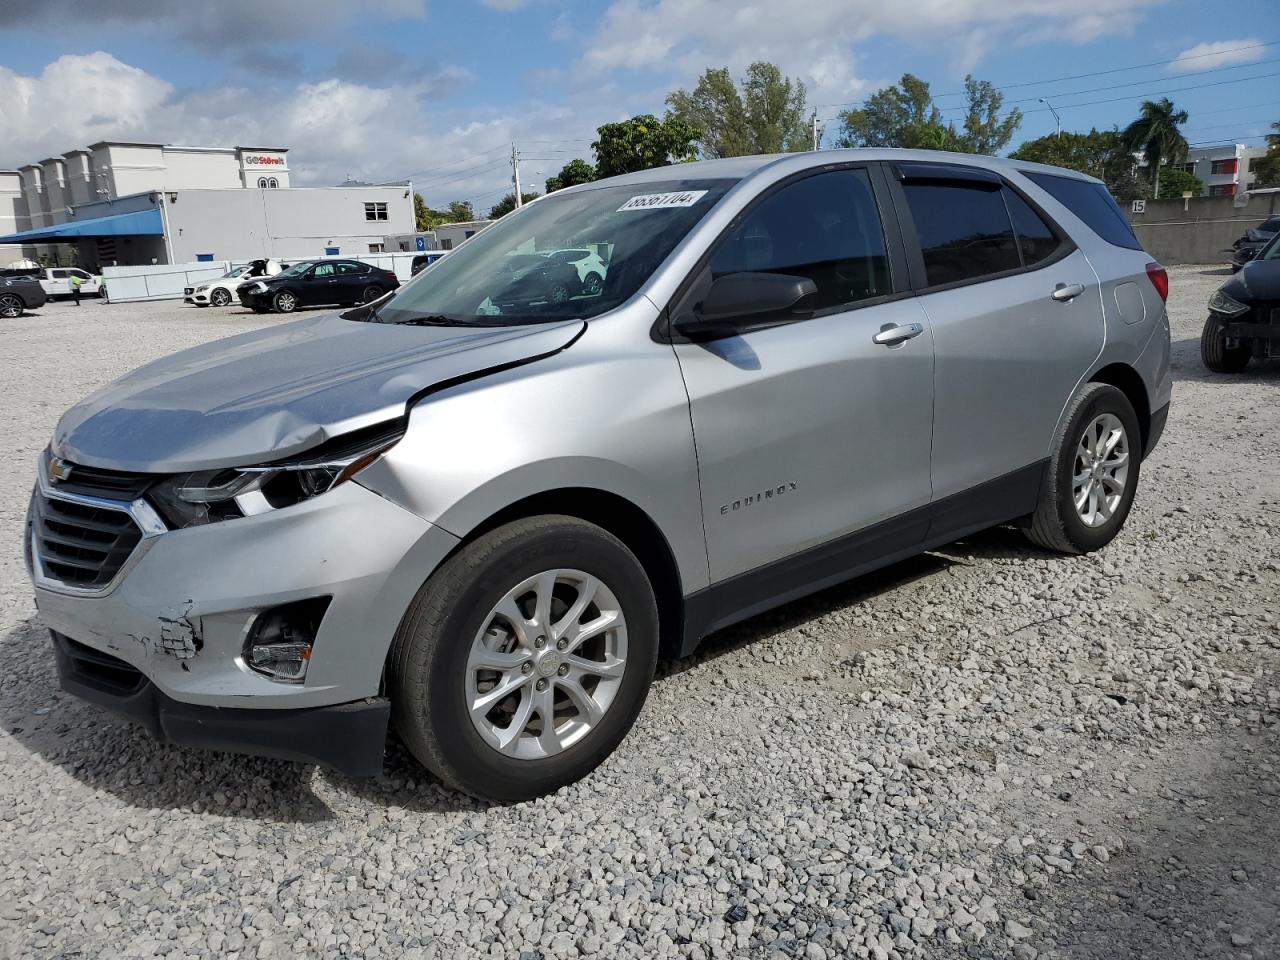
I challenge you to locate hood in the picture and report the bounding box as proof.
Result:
[53,313,584,473]
[1223,257,1280,303]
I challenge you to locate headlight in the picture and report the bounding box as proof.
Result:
[147,423,404,528]
[1208,289,1249,317]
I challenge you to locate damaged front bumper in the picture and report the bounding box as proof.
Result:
[28,458,461,775]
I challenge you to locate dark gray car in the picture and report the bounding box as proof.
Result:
[0,276,47,318]
[27,150,1172,800]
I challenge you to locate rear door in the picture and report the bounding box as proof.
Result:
[334,260,369,301]
[671,164,935,584]
[886,161,1104,505]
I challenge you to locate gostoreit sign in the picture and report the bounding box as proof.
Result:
[244,155,286,166]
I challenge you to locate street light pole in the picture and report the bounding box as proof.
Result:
[1038,98,1061,139]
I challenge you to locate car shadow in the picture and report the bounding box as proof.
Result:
[1195,266,1233,277]
[1,525,1036,818]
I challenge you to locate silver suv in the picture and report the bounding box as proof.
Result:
[26,151,1171,800]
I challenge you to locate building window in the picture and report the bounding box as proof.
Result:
[1173,162,1195,174]
[1210,158,1239,176]
[258,177,268,188]
[440,238,454,250]
[364,202,388,221]
[1209,183,1237,197]
[368,243,384,253]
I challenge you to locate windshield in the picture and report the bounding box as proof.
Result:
[365,178,734,326]
[277,260,318,279]
[1259,232,1280,261]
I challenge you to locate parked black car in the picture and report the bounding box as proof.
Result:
[1228,215,1280,271]
[238,259,400,313]
[1203,233,1280,372]
[0,276,48,318]
[489,254,579,309]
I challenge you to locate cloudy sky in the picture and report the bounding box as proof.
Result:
[0,0,1274,212]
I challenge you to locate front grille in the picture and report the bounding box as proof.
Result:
[54,633,145,696]
[52,461,154,501]
[32,493,143,588]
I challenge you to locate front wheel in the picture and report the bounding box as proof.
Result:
[1201,315,1251,373]
[1024,383,1141,555]
[210,288,232,307]
[389,516,659,801]
[272,290,297,313]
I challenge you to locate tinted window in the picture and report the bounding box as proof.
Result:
[1023,172,1142,251]
[710,168,890,310]
[336,261,366,274]
[902,182,1020,286]
[1003,189,1060,267]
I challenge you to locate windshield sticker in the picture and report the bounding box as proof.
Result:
[617,190,708,212]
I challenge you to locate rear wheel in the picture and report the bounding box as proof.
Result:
[360,284,384,304]
[1200,315,1250,373]
[0,293,23,318]
[210,288,232,307]
[1024,383,1141,555]
[273,290,298,313]
[389,515,659,801]
[581,272,603,297]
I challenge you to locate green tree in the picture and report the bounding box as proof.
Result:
[1144,167,1203,199]
[665,61,809,158]
[1121,97,1190,200]
[836,73,1021,154]
[1251,121,1280,187]
[488,191,541,219]
[592,114,700,178]
[446,199,475,222]
[413,192,432,232]
[545,158,598,193]
[1010,128,1136,194]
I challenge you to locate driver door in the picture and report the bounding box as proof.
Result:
[304,261,337,304]
[671,165,935,590]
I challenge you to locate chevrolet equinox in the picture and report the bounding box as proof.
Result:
[26,151,1172,801]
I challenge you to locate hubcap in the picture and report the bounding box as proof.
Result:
[466,569,627,760]
[1072,413,1129,527]
[278,293,295,310]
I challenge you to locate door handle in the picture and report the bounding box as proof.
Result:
[1052,282,1085,302]
[872,322,925,346]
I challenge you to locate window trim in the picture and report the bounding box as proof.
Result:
[884,162,1076,296]
[657,160,912,343]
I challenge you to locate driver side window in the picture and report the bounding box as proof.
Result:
[710,168,891,311]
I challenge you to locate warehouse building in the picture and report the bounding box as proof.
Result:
[0,141,413,267]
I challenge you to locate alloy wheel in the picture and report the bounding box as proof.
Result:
[1072,412,1129,527]
[0,294,21,318]
[211,288,231,306]
[466,569,627,760]
[361,285,383,304]
[275,291,296,312]
[549,282,569,304]
[581,274,603,296]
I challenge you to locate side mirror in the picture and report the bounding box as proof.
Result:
[675,271,818,338]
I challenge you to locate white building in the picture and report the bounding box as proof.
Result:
[0,141,413,267]
[1174,143,1270,197]
[384,219,494,253]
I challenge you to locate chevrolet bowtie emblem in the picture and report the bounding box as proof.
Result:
[47,458,74,483]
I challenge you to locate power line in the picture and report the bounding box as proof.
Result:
[1021,70,1280,113]
[811,38,1280,110]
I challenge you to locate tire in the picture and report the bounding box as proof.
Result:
[360,284,384,304]
[548,281,570,304]
[210,288,232,307]
[1024,383,1141,555]
[389,515,659,801]
[581,272,603,297]
[0,293,24,318]
[1200,315,1250,373]
[272,290,297,313]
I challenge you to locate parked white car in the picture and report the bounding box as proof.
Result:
[184,259,284,307]
[38,268,104,298]
[543,247,608,296]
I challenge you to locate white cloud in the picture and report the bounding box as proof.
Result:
[0,53,598,216]
[1168,39,1265,73]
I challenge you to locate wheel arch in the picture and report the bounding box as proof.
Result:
[447,488,686,661]
[1088,362,1151,455]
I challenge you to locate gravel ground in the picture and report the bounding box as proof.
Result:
[0,272,1276,960]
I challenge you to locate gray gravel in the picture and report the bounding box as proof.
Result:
[1,273,1277,960]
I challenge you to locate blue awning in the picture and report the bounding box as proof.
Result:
[0,208,164,243]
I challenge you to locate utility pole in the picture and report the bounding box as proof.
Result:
[812,111,819,151]
[1038,98,1061,139]
[511,142,523,208]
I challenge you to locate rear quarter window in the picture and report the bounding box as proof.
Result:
[1023,172,1142,251]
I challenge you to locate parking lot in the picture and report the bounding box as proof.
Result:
[0,270,1276,959]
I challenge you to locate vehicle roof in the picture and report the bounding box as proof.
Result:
[554,149,1102,196]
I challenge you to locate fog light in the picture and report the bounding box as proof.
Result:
[244,597,331,683]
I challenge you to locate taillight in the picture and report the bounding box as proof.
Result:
[1145,261,1169,302]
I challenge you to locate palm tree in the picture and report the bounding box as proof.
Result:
[1122,98,1190,199]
